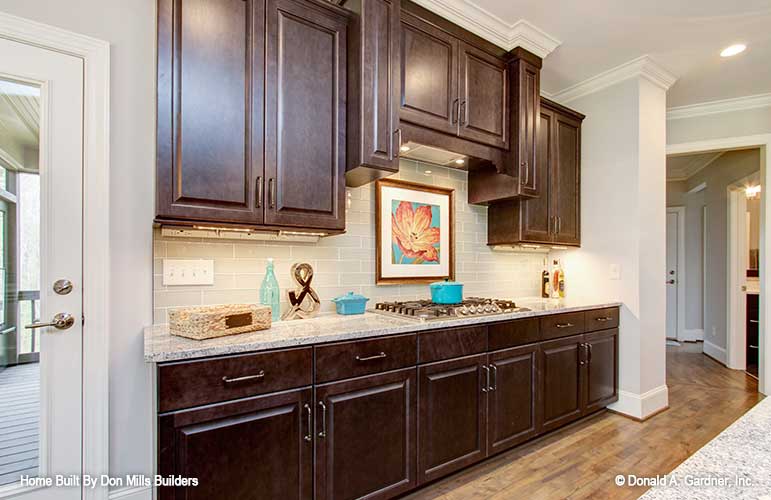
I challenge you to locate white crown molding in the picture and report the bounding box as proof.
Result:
[667,93,771,121]
[410,0,561,57]
[550,55,678,104]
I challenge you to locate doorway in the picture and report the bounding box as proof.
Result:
[666,207,685,342]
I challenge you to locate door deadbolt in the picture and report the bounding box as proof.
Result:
[53,279,73,295]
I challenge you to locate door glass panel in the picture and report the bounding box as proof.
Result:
[0,77,41,487]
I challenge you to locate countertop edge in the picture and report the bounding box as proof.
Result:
[144,301,622,363]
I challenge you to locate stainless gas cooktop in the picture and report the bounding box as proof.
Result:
[372,297,530,322]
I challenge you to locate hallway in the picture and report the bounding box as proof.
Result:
[406,343,761,500]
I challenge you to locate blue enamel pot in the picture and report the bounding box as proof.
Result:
[429,279,464,304]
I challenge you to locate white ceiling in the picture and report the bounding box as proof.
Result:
[666,152,724,181]
[0,79,40,172]
[416,0,771,107]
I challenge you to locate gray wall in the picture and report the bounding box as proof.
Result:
[0,0,156,481]
[666,149,761,349]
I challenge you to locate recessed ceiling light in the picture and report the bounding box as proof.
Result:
[454,158,465,165]
[720,44,746,57]
[399,145,410,152]
[424,170,432,174]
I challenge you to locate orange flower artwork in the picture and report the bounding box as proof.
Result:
[391,200,441,264]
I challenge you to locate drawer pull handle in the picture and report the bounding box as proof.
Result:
[556,323,574,329]
[221,371,265,384]
[595,317,613,322]
[355,352,387,362]
[750,320,759,324]
[303,403,312,442]
[750,345,759,349]
[318,401,327,438]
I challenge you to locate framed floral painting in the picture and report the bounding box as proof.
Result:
[375,178,454,284]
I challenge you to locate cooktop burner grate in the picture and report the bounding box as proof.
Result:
[373,297,528,321]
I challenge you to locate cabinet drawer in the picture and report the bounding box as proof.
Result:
[488,318,540,351]
[541,312,585,340]
[315,334,417,383]
[419,326,487,363]
[158,347,313,412]
[585,307,619,332]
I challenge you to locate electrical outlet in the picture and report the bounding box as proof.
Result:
[163,259,215,286]
[609,264,621,280]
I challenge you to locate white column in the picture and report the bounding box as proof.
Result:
[553,58,676,419]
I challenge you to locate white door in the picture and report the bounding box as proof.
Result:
[0,37,83,500]
[666,211,679,340]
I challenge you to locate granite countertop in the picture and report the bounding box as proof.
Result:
[639,396,771,500]
[144,297,621,362]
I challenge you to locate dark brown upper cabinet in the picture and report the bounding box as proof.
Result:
[458,42,509,149]
[346,0,402,187]
[508,49,541,196]
[157,0,350,232]
[156,0,265,225]
[264,0,349,231]
[487,98,584,247]
[399,11,458,136]
[399,11,508,149]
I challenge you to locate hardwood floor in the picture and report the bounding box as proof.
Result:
[405,343,762,500]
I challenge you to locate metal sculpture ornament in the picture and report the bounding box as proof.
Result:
[282,262,321,320]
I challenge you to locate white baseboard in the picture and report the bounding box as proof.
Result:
[703,340,727,364]
[608,385,669,420]
[109,486,152,500]
[681,329,704,342]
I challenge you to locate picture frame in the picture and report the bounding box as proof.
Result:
[375,178,455,285]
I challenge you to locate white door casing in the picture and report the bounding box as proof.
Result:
[0,11,110,500]
[0,37,83,500]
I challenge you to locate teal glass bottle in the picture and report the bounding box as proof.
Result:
[260,258,281,321]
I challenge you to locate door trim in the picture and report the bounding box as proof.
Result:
[666,206,686,342]
[0,12,110,500]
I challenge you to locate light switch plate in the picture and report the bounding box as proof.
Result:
[163,259,215,286]
[609,264,621,280]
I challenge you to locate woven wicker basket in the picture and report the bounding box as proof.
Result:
[168,304,272,340]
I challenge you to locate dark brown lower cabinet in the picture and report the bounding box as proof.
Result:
[417,354,487,484]
[157,388,313,500]
[540,329,619,433]
[315,368,416,500]
[583,329,619,414]
[540,336,583,433]
[487,344,539,453]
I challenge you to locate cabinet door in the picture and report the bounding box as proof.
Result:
[157,388,313,500]
[458,42,508,148]
[265,0,347,230]
[539,336,583,433]
[399,12,458,135]
[510,59,540,197]
[315,368,416,500]
[487,344,538,454]
[583,329,618,414]
[157,0,264,224]
[553,113,581,245]
[351,0,401,172]
[417,354,487,484]
[521,108,555,243]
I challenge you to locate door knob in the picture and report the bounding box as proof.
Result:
[25,313,75,331]
[666,279,675,285]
